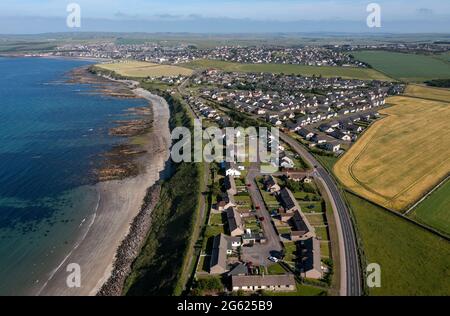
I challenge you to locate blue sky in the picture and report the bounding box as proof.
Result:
[0,0,449,33]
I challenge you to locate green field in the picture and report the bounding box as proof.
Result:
[183,59,391,81]
[353,51,450,82]
[346,192,450,296]
[409,180,450,236]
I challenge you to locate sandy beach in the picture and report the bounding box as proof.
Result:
[35,89,171,296]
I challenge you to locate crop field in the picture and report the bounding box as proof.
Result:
[408,180,450,236]
[404,84,450,103]
[334,96,450,212]
[183,59,391,81]
[345,193,450,296]
[352,51,450,82]
[97,60,193,78]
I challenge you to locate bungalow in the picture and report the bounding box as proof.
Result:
[242,231,267,246]
[330,130,352,142]
[318,123,334,134]
[311,134,328,145]
[279,188,299,213]
[264,175,281,193]
[210,234,242,275]
[298,238,323,279]
[320,142,341,153]
[217,192,236,211]
[297,128,315,140]
[280,156,295,169]
[231,275,296,292]
[290,210,316,241]
[226,208,245,237]
[224,175,237,196]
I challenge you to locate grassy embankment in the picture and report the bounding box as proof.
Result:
[352,51,450,82]
[345,192,450,296]
[123,92,203,296]
[183,59,391,81]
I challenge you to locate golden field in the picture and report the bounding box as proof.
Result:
[404,84,450,103]
[334,95,450,212]
[97,60,193,78]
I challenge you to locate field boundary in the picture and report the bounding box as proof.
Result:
[405,175,450,216]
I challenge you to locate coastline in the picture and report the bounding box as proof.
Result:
[35,77,172,296]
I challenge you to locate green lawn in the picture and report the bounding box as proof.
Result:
[299,202,323,213]
[264,283,326,296]
[267,263,287,275]
[209,213,223,226]
[305,213,327,226]
[320,242,331,258]
[353,51,450,82]
[314,154,339,173]
[183,59,391,81]
[346,192,450,296]
[314,226,329,241]
[408,180,450,236]
[284,242,297,262]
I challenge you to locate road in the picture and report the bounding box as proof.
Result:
[242,163,283,267]
[279,131,363,296]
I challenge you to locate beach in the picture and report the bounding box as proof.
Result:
[35,88,172,296]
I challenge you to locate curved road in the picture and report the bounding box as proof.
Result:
[279,132,363,296]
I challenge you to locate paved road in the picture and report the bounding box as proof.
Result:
[279,131,363,296]
[243,163,283,267]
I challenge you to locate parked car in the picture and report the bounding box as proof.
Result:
[268,256,279,263]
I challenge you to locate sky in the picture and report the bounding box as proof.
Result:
[0,0,449,34]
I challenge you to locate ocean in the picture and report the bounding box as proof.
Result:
[0,57,149,295]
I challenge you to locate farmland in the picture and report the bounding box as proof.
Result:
[352,51,450,82]
[404,84,450,103]
[409,180,450,236]
[334,95,450,212]
[96,60,193,78]
[183,59,391,81]
[345,192,450,296]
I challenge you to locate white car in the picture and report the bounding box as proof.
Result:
[268,256,279,263]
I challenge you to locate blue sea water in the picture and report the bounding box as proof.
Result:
[0,57,149,295]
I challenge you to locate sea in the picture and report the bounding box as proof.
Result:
[0,57,149,295]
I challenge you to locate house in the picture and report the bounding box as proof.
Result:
[264,175,281,193]
[280,156,295,169]
[231,275,296,292]
[217,192,236,211]
[290,210,316,241]
[320,142,341,153]
[223,162,242,177]
[210,234,241,274]
[329,130,352,142]
[224,175,237,196]
[318,123,334,133]
[298,238,322,279]
[242,231,267,245]
[226,208,245,237]
[279,188,299,213]
[297,128,315,140]
[228,263,248,277]
[311,134,328,144]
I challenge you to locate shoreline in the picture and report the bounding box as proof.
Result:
[35,74,172,296]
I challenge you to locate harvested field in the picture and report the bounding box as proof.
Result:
[97,60,193,78]
[334,96,450,212]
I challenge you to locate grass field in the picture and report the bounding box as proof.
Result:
[346,193,450,296]
[183,59,391,81]
[409,180,450,236]
[97,60,193,78]
[352,51,450,82]
[334,95,450,212]
[404,84,450,103]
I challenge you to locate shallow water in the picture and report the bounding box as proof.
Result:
[0,57,149,295]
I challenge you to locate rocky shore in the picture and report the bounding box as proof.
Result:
[97,183,162,296]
